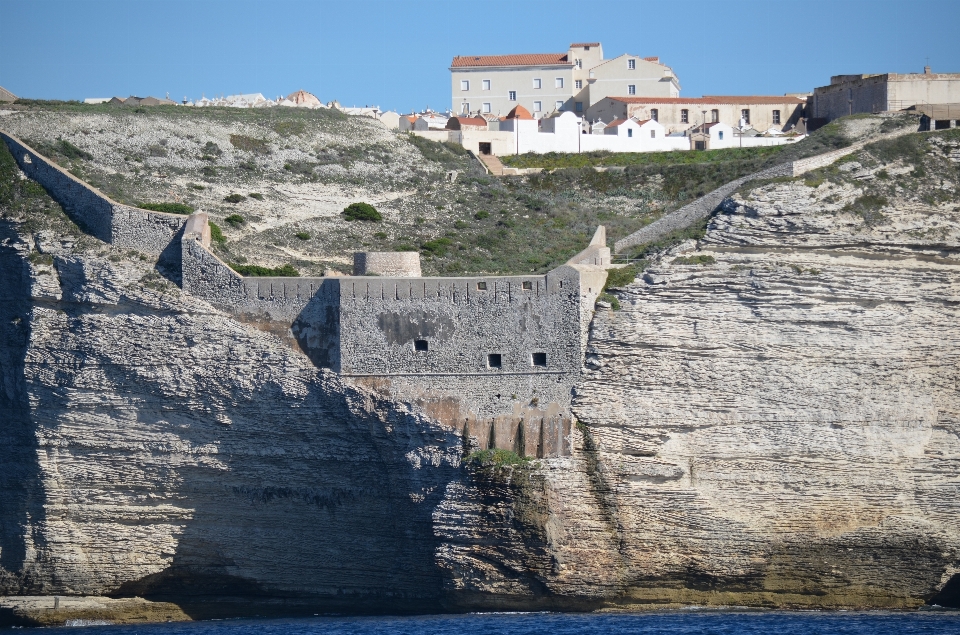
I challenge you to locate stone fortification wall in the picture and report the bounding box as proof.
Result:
[181,217,599,456]
[353,251,421,277]
[614,126,921,253]
[614,163,792,253]
[1,132,186,262]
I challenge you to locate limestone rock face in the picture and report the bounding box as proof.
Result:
[0,224,462,614]
[566,175,960,607]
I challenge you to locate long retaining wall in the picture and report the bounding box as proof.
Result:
[1,132,187,265]
[613,125,921,253]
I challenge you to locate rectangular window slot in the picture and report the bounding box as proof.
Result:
[487,353,502,368]
[482,79,491,91]
[532,352,547,367]
[477,281,487,290]
[628,59,636,70]
[533,78,541,89]
[508,91,517,101]
[522,281,532,290]
[460,80,469,91]
[414,340,428,352]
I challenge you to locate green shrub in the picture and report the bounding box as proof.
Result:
[56,139,93,160]
[202,141,222,157]
[373,231,388,240]
[421,237,453,256]
[224,193,245,204]
[229,134,271,155]
[672,254,716,265]
[474,210,490,220]
[230,263,299,277]
[295,231,310,240]
[596,292,621,310]
[209,222,225,243]
[342,202,382,222]
[224,214,244,226]
[603,264,639,290]
[187,182,205,190]
[138,202,194,215]
[248,192,264,200]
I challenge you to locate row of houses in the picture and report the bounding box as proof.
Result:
[410,106,803,157]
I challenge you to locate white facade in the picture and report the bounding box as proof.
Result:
[424,111,802,157]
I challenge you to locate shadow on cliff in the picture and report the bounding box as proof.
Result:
[0,221,46,593]
[92,342,464,618]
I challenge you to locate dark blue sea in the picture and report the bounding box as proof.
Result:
[54,609,960,634]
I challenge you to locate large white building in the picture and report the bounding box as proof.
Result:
[450,42,680,118]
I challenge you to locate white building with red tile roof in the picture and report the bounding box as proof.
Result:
[450,42,680,120]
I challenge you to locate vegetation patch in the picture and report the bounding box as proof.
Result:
[603,264,639,290]
[224,214,244,226]
[342,202,382,222]
[465,449,530,468]
[672,254,716,265]
[209,222,225,243]
[224,193,245,204]
[596,292,621,310]
[248,192,264,200]
[229,134,271,155]
[138,202,194,215]
[503,146,789,170]
[842,194,889,225]
[230,263,299,277]
[420,237,453,257]
[56,139,93,160]
[404,133,468,166]
[295,231,310,240]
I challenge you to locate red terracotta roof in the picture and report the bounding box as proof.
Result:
[609,95,806,105]
[607,118,629,128]
[451,53,570,68]
[570,42,601,48]
[505,105,534,120]
[634,119,652,125]
[446,117,488,129]
[643,56,660,63]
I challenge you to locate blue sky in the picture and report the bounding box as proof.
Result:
[1,0,958,113]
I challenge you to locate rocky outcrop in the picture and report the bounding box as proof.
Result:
[0,225,465,616]
[568,153,960,608]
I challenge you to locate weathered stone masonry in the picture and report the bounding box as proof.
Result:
[1,133,187,267]
[182,214,607,456]
[3,132,608,458]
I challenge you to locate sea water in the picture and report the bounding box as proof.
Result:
[55,609,960,634]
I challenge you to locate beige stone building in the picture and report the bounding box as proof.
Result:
[588,95,808,134]
[450,42,680,118]
[809,68,960,126]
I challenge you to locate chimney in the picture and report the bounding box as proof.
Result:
[924,66,932,74]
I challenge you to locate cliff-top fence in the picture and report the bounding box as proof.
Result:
[613,125,922,254]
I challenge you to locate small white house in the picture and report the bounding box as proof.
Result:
[413,115,450,131]
[604,118,665,140]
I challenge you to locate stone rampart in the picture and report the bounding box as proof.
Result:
[614,163,791,253]
[1,132,187,264]
[6,130,608,458]
[613,125,922,254]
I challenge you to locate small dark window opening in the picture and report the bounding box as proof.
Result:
[477,281,487,290]
[487,353,502,368]
[478,142,492,155]
[532,352,547,367]
[522,281,532,290]
[414,340,428,351]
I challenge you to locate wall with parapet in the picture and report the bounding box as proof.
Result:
[1,132,186,268]
[6,131,609,458]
